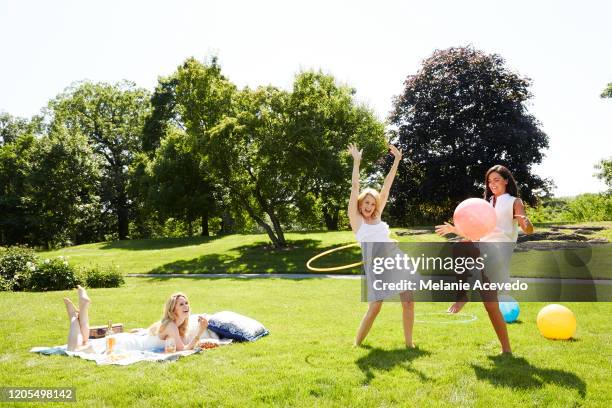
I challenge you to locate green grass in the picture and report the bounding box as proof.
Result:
[40,226,610,280]
[42,231,366,275]
[1,278,610,407]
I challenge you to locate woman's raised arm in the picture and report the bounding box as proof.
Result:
[347,143,362,232]
[378,144,402,214]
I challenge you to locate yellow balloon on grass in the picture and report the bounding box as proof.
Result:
[536,304,576,340]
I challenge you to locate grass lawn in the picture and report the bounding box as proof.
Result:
[41,224,611,279]
[1,278,610,407]
[42,231,370,275]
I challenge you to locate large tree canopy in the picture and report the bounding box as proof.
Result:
[388,46,550,225]
[288,71,387,230]
[169,57,236,235]
[0,132,37,245]
[28,128,102,247]
[49,81,151,240]
[208,86,300,248]
[0,112,36,146]
[146,128,216,236]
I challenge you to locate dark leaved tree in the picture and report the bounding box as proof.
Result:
[388,46,550,225]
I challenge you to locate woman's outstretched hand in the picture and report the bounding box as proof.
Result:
[435,222,457,236]
[347,143,362,162]
[197,315,208,330]
[389,144,402,160]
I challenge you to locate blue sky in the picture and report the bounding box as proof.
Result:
[1,0,610,196]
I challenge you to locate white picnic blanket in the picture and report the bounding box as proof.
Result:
[30,330,232,366]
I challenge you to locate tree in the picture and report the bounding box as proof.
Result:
[601,82,612,98]
[287,71,387,230]
[28,128,102,248]
[49,81,151,240]
[0,112,31,146]
[0,132,37,245]
[174,57,235,137]
[595,84,611,194]
[142,76,180,155]
[147,127,216,236]
[209,87,304,248]
[171,57,237,235]
[594,158,612,192]
[388,46,550,225]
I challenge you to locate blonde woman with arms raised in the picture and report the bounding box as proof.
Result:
[348,143,415,348]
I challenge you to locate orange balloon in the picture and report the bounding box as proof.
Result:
[453,198,497,240]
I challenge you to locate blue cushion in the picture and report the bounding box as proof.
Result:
[208,311,269,342]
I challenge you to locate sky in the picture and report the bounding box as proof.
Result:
[1,0,610,197]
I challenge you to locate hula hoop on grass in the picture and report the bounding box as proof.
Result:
[306,243,363,272]
[414,313,477,324]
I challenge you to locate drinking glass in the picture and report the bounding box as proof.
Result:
[165,337,176,353]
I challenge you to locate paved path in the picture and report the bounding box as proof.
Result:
[127,273,612,285]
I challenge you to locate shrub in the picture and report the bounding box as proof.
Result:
[564,193,612,222]
[0,246,38,291]
[0,275,11,291]
[27,257,79,291]
[527,193,612,223]
[80,264,124,288]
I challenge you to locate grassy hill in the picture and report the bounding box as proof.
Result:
[40,224,611,279]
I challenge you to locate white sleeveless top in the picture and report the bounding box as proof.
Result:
[480,193,519,243]
[355,218,393,243]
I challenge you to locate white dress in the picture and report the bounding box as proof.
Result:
[112,332,166,353]
[356,218,417,301]
[110,314,219,353]
[477,193,518,284]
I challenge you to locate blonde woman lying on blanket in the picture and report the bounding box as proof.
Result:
[63,288,214,352]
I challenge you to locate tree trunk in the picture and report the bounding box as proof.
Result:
[201,212,209,236]
[240,198,282,248]
[268,211,287,247]
[257,217,281,248]
[220,210,233,234]
[322,206,340,230]
[251,189,286,248]
[117,199,129,240]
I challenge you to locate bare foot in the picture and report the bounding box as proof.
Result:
[447,301,466,314]
[406,343,416,348]
[77,285,90,306]
[63,298,78,318]
[76,343,95,353]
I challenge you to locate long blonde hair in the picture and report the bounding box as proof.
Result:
[149,292,190,338]
[357,188,382,219]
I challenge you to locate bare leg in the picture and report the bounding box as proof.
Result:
[400,292,415,348]
[354,301,383,346]
[484,301,512,354]
[63,298,81,351]
[448,241,477,314]
[77,285,91,345]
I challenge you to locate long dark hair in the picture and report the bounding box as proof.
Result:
[484,165,519,201]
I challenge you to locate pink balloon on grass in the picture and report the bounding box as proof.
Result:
[453,198,497,241]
